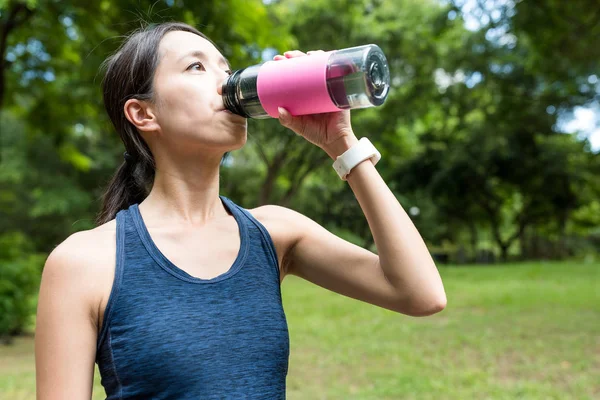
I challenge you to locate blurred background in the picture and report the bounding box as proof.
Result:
[0,0,598,399]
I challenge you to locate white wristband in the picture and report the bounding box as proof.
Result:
[332,137,381,180]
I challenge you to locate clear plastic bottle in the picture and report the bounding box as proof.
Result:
[222,44,390,119]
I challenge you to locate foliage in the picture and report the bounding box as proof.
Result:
[0,0,599,340]
[0,232,44,343]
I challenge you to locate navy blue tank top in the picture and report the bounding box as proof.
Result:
[95,196,290,399]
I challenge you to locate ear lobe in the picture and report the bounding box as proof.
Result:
[124,99,159,132]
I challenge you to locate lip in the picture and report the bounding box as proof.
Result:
[218,108,247,123]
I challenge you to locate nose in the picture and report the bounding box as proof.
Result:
[217,72,230,96]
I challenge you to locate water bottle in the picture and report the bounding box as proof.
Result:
[222,44,390,119]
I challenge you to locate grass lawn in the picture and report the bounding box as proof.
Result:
[1,261,598,399]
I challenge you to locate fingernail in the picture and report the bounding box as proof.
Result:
[278,107,288,123]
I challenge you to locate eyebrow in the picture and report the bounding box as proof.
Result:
[179,50,231,69]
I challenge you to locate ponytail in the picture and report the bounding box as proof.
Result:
[96,150,155,225]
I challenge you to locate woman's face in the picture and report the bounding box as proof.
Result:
[149,30,247,155]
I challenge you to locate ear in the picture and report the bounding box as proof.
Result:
[124,98,160,132]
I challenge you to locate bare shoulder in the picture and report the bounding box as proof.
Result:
[246,204,312,243]
[246,205,316,279]
[43,219,118,329]
[47,219,117,268]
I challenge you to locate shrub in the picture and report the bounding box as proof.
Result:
[0,232,44,344]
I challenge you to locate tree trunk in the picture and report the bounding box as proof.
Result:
[0,3,34,111]
[258,150,288,205]
[468,220,478,262]
[499,244,509,262]
[280,153,329,207]
[280,177,304,207]
[519,225,529,260]
[488,210,530,263]
[259,165,278,205]
[557,209,569,259]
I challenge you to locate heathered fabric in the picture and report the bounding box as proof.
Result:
[95,195,290,399]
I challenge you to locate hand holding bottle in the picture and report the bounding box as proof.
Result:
[221,44,390,157]
[274,50,357,158]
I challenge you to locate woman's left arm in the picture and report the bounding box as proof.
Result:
[273,50,446,317]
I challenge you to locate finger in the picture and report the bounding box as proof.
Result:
[277,107,291,126]
[283,50,306,58]
[307,50,325,55]
[277,107,301,134]
[273,55,286,61]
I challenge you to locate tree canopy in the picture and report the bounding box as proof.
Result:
[1,0,599,338]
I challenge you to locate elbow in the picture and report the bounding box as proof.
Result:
[399,293,447,317]
[416,295,447,317]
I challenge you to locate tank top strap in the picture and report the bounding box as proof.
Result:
[220,195,280,280]
[96,208,127,353]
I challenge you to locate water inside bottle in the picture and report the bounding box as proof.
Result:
[327,71,375,108]
[326,49,389,109]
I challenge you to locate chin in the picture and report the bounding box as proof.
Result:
[229,120,248,135]
[229,131,247,150]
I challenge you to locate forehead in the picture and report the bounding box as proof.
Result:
[158,30,226,66]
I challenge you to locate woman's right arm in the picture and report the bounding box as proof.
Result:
[35,234,99,400]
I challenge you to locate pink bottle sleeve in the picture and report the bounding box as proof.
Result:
[256,51,343,118]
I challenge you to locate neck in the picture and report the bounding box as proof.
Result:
[138,151,229,227]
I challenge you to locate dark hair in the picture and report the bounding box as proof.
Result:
[96,22,228,225]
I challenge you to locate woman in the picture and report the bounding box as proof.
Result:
[35,22,446,399]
